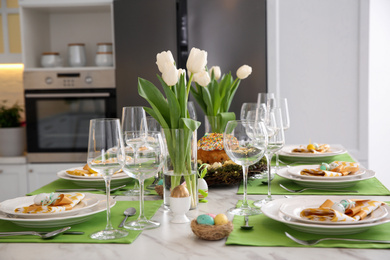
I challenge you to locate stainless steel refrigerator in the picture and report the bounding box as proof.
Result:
[114,0,267,135]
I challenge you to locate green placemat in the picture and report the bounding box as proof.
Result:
[238,175,390,196]
[226,201,390,248]
[0,200,163,244]
[27,177,158,196]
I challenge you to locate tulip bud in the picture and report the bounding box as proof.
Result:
[162,63,178,86]
[177,68,187,84]
[193,70,211,87]
[209,66,221,80]
[236,65,252,79]
[187,47,208,74]
[156,50,175,73]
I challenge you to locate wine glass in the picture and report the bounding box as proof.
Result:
[254,106,285,207]
[188,101,197,120]
[120,132,166,230]
[87,118,128,240]
[223,120,268,216]
[145,116,164,189]
[275,97,290,170]
[121,106,149,196]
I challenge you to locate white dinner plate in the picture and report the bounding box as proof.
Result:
[57,169,132,188]
[287,165,366,180]
[279,145,347,158]
[277,167,375,188]
[279,197,388,225]
[261,196,390,235]
[63,167,128,179]
[0,194,115,228]
[0,193,99,219]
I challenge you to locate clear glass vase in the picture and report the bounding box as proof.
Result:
[204,115,223,133]
[162,128,198,210]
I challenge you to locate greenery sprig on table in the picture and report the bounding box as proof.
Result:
[0,100,23,128]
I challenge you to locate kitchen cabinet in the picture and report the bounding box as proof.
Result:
[0,164,28,201]
[27,163,80,192]
[19,0,115,70]
[0,0,22,63]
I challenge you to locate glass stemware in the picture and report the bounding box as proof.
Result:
[254,106,285,207]
[87,118,128,240]
[187,101,197,120]
[223,120,268,216]
[275,97,290,170]
[121,106,149,196]
[120,132,166,230]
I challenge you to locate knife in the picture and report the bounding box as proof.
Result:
[38,231,84,235]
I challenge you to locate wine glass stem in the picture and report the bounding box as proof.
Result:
[104,176,113,230]
[275,153,279,171]
[242,165,250,208]
[266,153,272,200]
[138,179,146,221]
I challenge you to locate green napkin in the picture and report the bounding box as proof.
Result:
[226,201,390,248]
[0,200,163,244]
[239,175,390,196]
[27,177,158,196]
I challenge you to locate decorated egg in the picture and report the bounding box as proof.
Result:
[198,178,208,199]
[214,213,229,225]
[307,144,315,150]
[313,143,319,149]
[196,214,214,225]
[171,184,190,198]
[320,163,329,171]
[157,179,163,185]
[206,213,216,218]
[331,202,345,213]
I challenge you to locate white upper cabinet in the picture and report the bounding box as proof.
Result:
[0,0,22,63]
[19,0,114,71]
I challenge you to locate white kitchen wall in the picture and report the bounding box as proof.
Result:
[267,0,390,188]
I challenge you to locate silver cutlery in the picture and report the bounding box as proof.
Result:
[118,207,137,228]
[0,227,71,239]
[55,184,126,193]
[285,232,390,245]
[38,231,84,235]
[279,184,358,193]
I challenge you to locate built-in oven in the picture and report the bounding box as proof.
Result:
[24,69,116,163]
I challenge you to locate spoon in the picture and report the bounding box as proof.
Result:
[118,207,137,228]
[240,216,254,230]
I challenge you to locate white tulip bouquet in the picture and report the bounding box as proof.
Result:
[190,62,252,133]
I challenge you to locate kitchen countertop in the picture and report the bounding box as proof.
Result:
[1,185,389,260]
[0,156,26,164]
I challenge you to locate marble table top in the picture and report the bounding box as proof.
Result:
[1,185,389,260]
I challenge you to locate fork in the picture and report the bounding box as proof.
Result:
[285,232,390,245]
[279,184,358,193]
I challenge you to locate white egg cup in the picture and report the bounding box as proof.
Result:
[170,196,191,224]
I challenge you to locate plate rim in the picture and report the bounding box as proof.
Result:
[0,193,99,219]
[286,164,366,181]
[279,197,388,225]
[279,145,347,158]
[61,167,128,179]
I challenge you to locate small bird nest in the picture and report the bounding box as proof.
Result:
[155,185,163,198]
[190,219,234,241]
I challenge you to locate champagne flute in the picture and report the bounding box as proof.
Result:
[87,118,128,240]
[120,132,166,230]
[254,106,285,207]
[223,120,268,216]
[121,106,149,196]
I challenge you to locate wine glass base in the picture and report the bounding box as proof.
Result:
[123,219,160,230]
[123,189,151,196]
[90,229,128,240]
[227,206,262,216]
[253,197,274,208]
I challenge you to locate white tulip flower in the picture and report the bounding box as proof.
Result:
[236,65,252,79]
[162,63,178,86]
[177,69,187,84]
[193,70,211,87]
[156,50,175,73]
[209,66,221,80]
[187,47,207,74]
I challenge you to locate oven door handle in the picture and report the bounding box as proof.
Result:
[25,93,110,98]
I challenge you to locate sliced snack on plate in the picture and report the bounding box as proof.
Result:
[300,198,385,223]
[14,193,85,214]
[66,164,123,177]
[301,161,359,177]
[292,143,330,153]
